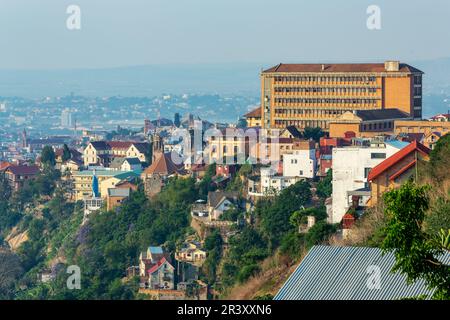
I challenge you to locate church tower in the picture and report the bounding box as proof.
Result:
[151,132,163,162]
[22,128,28,148]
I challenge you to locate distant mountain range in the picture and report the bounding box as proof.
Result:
[0,63,263,98]
[1,59,450,116]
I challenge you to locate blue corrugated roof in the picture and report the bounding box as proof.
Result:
[274,245,450,300]
[385,140,409,150]
[148,246,163,254]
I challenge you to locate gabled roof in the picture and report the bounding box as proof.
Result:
[274,245,449,300]
[0,161,11,171]
[426,131,442,138]
[263,63,423,74]
[90,141,110,150]
[142,152,184,176]
[107,141,135,150]
[401,132,425,143]
[208,191,239,208]
[89,141,139,151]
[283,126,302,139]
[147,257,169,275]
[244,107,262,118]
[6,165,40,176]
[124,157,142,165]
[130,142,150,153]
[367,140,430,181]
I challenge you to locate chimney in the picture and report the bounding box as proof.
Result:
[384,60,400,72]
[307,216,316,229]
[321,64,325,71]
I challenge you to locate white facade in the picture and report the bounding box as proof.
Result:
[120,159,142,172]
[260,167,300,195]
[210,198,234,221]
[331,141,407,224]
[61,109,73,128]
[283,148,316,179]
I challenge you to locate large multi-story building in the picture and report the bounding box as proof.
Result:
[260,61,423,131]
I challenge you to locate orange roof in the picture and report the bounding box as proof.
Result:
[0,161,11,171]
[367,140,430,182]
[263,63,423,74]
[244,107,262,118]
[143,153,184,176]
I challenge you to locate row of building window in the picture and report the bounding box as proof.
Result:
[274,119,330,129]
[211,146,240,154]
[274,109,347,116]
[274,98,379,105]
[274,76,377,83]
[361,122,394,131]
[274,87,378,94]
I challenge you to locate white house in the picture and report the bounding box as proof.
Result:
[260,167,300,195]
[283,147,316,179]
[331,139,409,224]
[207,191,240,221]
[121,157,142,172]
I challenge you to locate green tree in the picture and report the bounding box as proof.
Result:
[62,144,71,162]
[0,250,23,299]
[427,133,450,182]
[381,182,450,299]
[303,127,324,141]
[316,169,332,199]
[258,180,312,247]
[41,145,56,167]
[0,173,12,202]
[304,221,337,248]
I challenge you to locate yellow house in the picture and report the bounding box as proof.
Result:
[72,170,140,201]
[367,140,430,206]
[244,107,262,127]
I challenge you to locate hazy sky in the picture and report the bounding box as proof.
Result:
[1,0,450,69]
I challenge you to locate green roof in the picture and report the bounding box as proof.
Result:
[74,170,140,178]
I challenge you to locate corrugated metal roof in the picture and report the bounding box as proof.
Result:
[275,245,450,300]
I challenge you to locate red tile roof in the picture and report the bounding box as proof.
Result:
[263,63,423,74]
[244,107,262,118]
[6,165,40,176]
[367,140,430,181]
[147,257,167,275]
[142,152,184,176]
